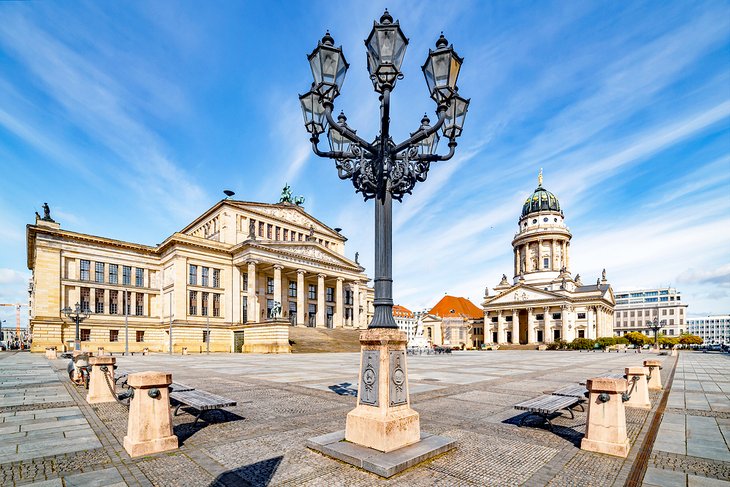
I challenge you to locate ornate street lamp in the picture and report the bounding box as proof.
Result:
[646,314,665,350]
[300,10,466,463]
[61,302,91,351]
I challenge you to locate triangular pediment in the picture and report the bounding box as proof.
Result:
[487,284,564,305]
[239,203,340,238]
[246,241,360,270]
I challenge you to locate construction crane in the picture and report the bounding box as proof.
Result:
[0,303,27,342]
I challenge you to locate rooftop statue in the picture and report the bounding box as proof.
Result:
[248,219,256,240]
[279,183,305,206]
[41,203,55,223]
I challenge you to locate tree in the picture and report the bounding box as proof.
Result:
[596,336,616,349]
[570,338,595,350]
[625,331,652,346]
[678,334,703,346]
[659,335,678,348]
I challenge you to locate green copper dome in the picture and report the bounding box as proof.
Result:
[521,170,561,218]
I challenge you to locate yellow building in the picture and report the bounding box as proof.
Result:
[27,197,374,353]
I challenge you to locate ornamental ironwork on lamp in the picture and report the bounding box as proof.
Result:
[300,10,469,328]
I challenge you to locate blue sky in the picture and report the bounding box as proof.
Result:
[1,1,729,328]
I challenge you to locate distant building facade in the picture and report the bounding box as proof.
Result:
[613,288,688,337]
[421,295,484,349]
[687,315,729,345]
[482,172,615,344]
[27,197,374,353]
[392,305,416,342]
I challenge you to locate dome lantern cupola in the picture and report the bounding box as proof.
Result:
[521,168,561,218]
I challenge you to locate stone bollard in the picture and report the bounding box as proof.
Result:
[143,347,149,356]
[581,377,630,457]
[123,372,178,457]
[86,356,117,404]
[182,347,188,356]
[97,347,105,356]
[671,347,677,357]
[623,367,651,410]
[643,360,662,390]
[45,347,57,360]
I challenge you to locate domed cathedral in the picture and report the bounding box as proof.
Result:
[482,170,615,345]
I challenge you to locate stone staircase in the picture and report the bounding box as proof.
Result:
[493,343,540,350]
[289,327,363,353]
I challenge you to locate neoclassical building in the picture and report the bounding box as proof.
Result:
[482,173,615,344]
[27,196,374,353]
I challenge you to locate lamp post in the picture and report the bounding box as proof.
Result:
[300,10,467,456]
[300,10,468,329]
[61,302,91,351]
[646,314,665,350]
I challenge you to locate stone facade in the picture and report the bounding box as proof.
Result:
[26,199,374,353]
[482,172,615,344]
[421,296,484,349]
[613,287,689,337]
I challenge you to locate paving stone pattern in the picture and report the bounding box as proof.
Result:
[2,349,727,486]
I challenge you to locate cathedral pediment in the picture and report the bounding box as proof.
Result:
[486,284,564,305]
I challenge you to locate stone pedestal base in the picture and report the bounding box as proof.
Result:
[345,328,420,453]
[123,371,178,457]
[644,360,663,390]
[581,377,630,458]
[45,348,57,360]
[86,356,117,404]
[624,367,651,410]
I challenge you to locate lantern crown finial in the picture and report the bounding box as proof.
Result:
[337,111,347,124]
[421,113,430,126]
[380,9,393,24]
[436,33,448,48]
[322,31,334,46]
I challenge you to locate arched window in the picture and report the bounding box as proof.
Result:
[543,257,549,269]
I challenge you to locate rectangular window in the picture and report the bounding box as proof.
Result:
[109,330,119,342]
[258,221,264,236]
[135,268,144,287]
[123,266,131,285]
[284,229,289,240]
[326,306,334,326]
[299,233,303,241]
[201,292,209,316]
[95,289,104,313]
[326,287,334,303]
[203,330,209,343]
[669,319,674,325]
[213,269,220,288]
[308,284,316,300]
[189,290,197,315]
[80,260,90,281]
[243,272,248,290]
[135,293,143,316]
[543,257,549,269]
[308,303,316,326]
[275,227,280,240]
[491,316,498,323]
[536,313,544,320]
[80,329,90,341]
[267,299,274,316]
[288,281,297,298]
[109,264,118,284]
[80,287,91,312]
[552,312,562,320]
[662,309,667,315]
[95,262,104,283]
[670,309,675,315]
[267,224,272,239]
[242,300,248,323]
[506,316,513,322]
[109,290,118,315]
[202,267,209,287]
[213,294,220,317]
[189,265,197,285]
[136,331,145,343]
[577,312,586,319]
[267,277,274,294]
[345,290,353,305]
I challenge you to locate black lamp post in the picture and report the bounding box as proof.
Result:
[300,10,469,329]
[61,302,91,351]
[646,315,665,349]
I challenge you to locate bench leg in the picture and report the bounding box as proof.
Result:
[174,404,183,417]
[563,407,575,420]
[193,409,205,425]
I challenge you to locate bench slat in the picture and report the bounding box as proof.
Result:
[170,390,236,411]
[552,385,588,398]
[514,395,580,414]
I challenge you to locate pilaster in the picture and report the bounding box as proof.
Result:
[335,277,344,328]
[317,274,326,327]
[296,269,306,326]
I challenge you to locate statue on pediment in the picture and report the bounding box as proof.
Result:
[41,203,55,222]
[307,225,315,241]
[355,252,359,264]
[280,184,293,204]
[248,219,256,240]
[602,268,607,281]
[575,273,581,284]
[269,301,282,319]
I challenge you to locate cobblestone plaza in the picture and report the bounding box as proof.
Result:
[0,350,728,486]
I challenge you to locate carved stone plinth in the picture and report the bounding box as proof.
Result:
[345,328,420,452]
[644,360,662,390]
[182,347,188,355]
[45,348,57,360]
[123,371,178,457]
[86,356,116,404]
[97,347,106,356]
[581,377,630,458]
[624,367,651,410]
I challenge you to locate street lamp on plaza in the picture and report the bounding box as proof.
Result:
[61,302,91,351]
[300,10,469,329]
[646,314,665,350]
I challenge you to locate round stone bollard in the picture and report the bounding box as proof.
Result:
[643,360,663,390]
[142,347,149,356]
[581,377,630,458]
[97,347,105,356]
[45,347,58,360]
[624,367,651,410]
[182,347,188,356]
[123,371,178,457]
[86,356,117,404]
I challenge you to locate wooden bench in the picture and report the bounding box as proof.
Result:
[169,389,237,424]
[170,382,195,392]
[579,373,624,385]
[514,394,583,430]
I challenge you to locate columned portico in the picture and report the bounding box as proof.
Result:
[511,310,519,344]
[296,269,306,326]
[527,307,535,343]
[273,264,283,310]
[544,306,552,343]
[335,277,344,327]
[497,311,506,343]
[246,260,258,323]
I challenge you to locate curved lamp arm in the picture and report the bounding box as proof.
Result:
[322,104,377,154]
[415,139,457,162]
[310,136,372,161]
[391,104,448,154]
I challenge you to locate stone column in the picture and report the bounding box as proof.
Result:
[537,239,543,270]
[353,281,361,328]
[514,248,520,276]
[624,367,651,410]
[230,265,241,324]
[566,242,570,270]
[123,371,178,457]
[335,277,344,328]
[511,310,519,344]
[527,308,535,343]
[296,269,306,326]
[581,377,630,458]
[90,288,96,314]
[86,356,116,404]
[497,311,505,344]
[544,306,552,343]
[273,265,283,312]
[561,305,570,342]
[524,244,530,272]
[246,260,257,323]
[317,274,326,327]
[142,292,148,317]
